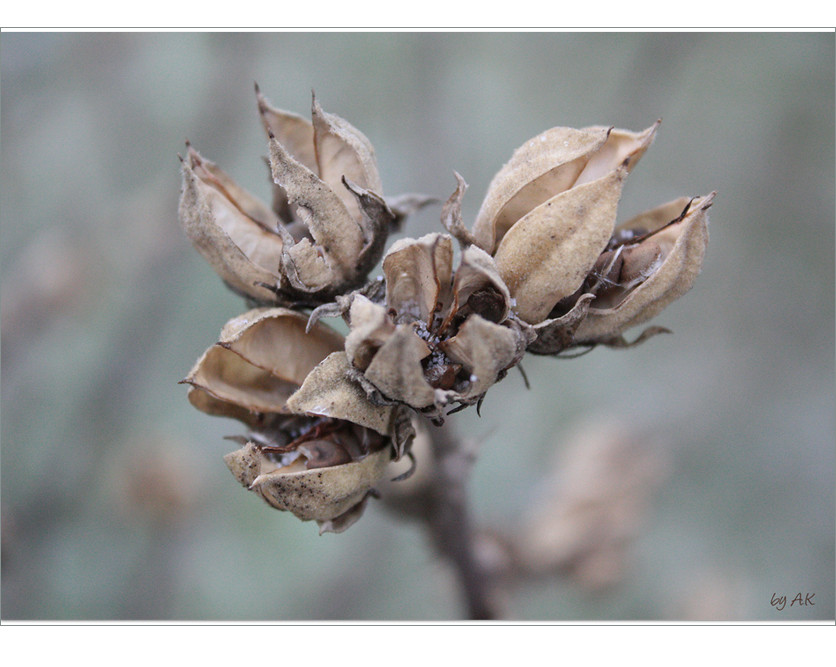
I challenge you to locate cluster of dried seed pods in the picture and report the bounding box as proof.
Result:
[179,88,712,531]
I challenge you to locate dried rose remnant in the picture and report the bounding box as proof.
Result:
[183,307,412,532]
[443,121,712,355]
[179,87,423,308]
[337,232,532,419]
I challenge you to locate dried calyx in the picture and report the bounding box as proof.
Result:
[318,232,533,421]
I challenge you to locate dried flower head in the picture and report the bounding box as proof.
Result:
[179,87,428,307]
[443,122,712,354]
[327,232,532,419]
[183,307,413,532]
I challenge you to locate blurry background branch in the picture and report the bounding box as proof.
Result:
[381,416,670,619]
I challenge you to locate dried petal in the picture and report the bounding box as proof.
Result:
[256,85,317,171]
[473,126,610,253]
[448,245,511,325]
[572,122,659,187]
[179,148,283,303]
[341,176,398,271]
[344,295,396,371]
[494,168,627,324]
[218,308,344,385]
[185,384,266,429]
[269,135,365,282]
[286,350,413,447]
[363,325,435,409]
[312,94,383,221]
[439,314,522,397]
[382,233,454,325]
[183,308,343,416]
[184,343,299,414]
[527,293,596,355]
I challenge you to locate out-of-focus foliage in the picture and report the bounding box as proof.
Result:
[1,32,833,620]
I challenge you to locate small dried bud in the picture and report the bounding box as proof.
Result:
[179,87,430,307]
[182,307,413,532]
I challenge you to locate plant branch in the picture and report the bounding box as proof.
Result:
[424,419,498,620]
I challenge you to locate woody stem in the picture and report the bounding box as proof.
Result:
[425,419,497,620]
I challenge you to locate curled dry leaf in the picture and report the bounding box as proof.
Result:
[182,307,413,532]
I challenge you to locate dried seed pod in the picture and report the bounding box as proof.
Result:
[492,167,627,324]
[179,147,287,304]
[441,120,712,355]
[224,442,391,533]
[183,307,343,419]
[179,87,431,307]
[572,193,713,346]
[182,308,413,532]
[287,350,414,460]
[442,122,659,324]
[515,418,669,589]
[341,233,531,418]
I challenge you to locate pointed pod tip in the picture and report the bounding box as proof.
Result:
[340,174,364,195]
[310,90,327,118]
[183,143,201,165]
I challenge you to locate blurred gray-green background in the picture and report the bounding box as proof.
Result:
[1,32,833,621]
